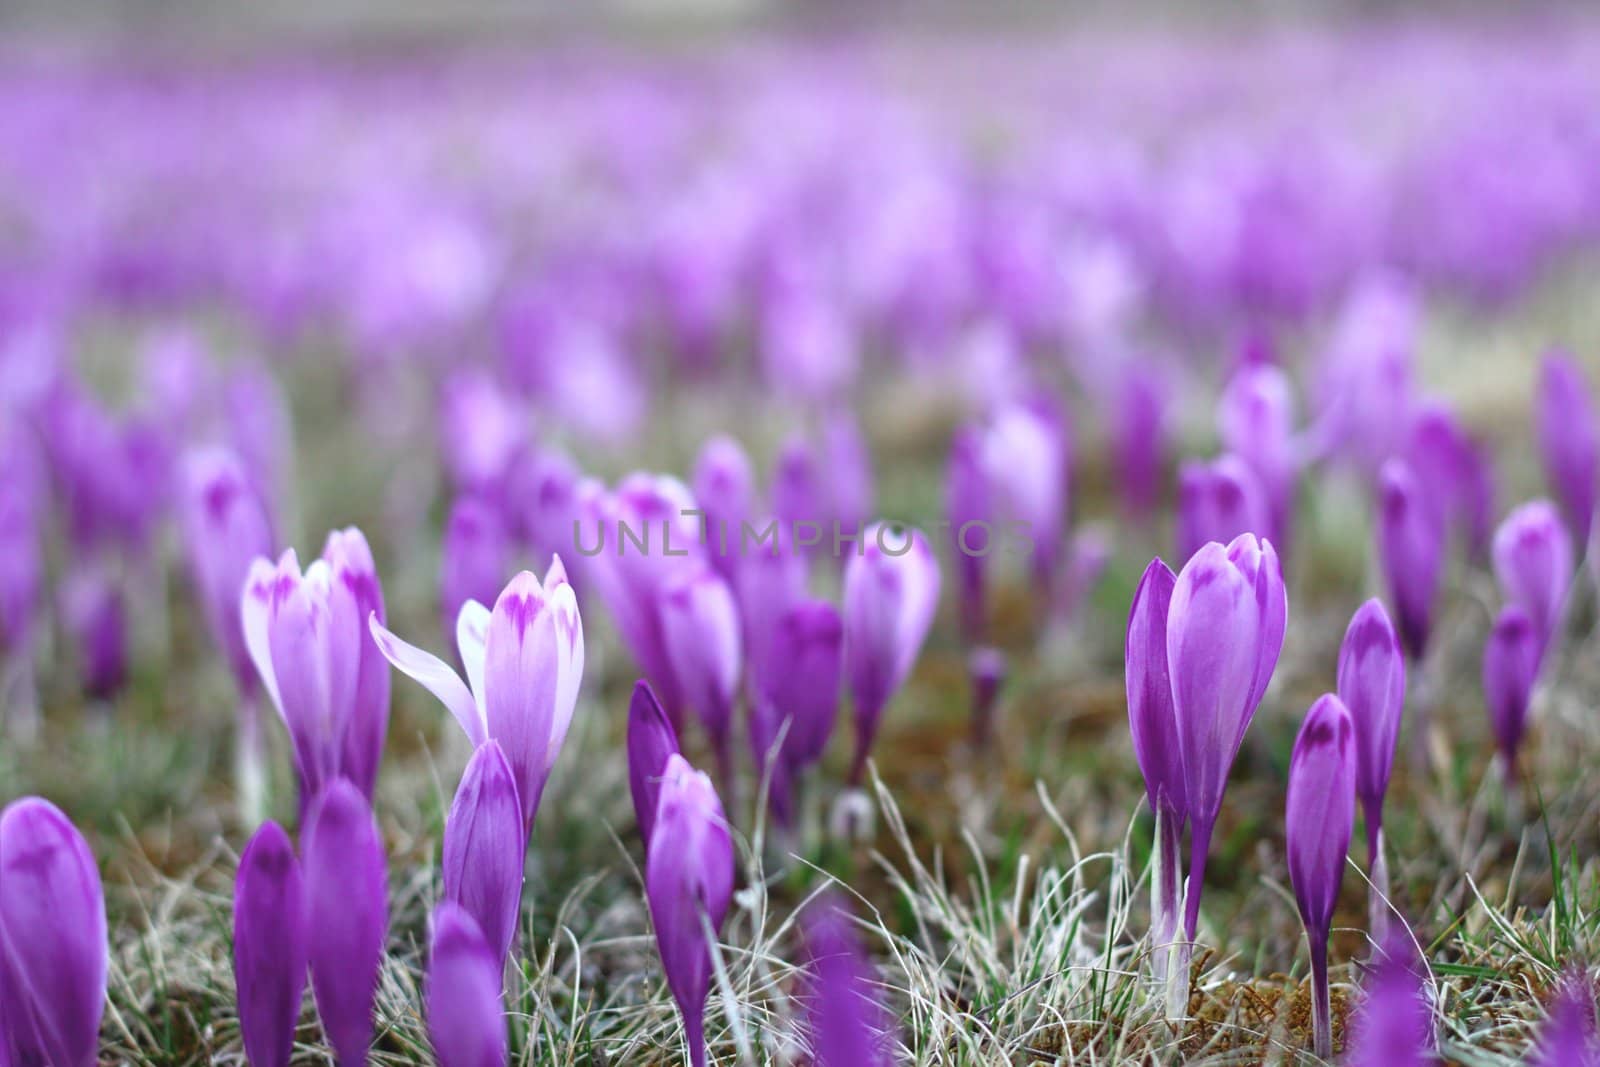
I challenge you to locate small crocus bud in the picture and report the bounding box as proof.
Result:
[659,565,742,788]
[799,894,895,1067]
[646,755,735,1067]
[303,780,387,1067]
[1335,599,1405,934]
[1218,364,1297,554]
[843,523,941,785]
[1483,605,1540,785]
[1536,352,1598,552]
[1491,500,1574,658]
[1377,459,1444,661]
[60,565,127,702]
[982,397,1068,588]
[967,646,1006,748]
[0,797,107,1067]
[691,435,755,581]
[1175,455,1267,563]
[371,560,583,833]
[945,427,991,645]
[1344,932,1433,1067]
[628,681,681,844]
[749,599,844,826]
[1169,534,1286,946]
[426,903,508,1067]
[181,447,274,692]
[1285,694,1356,1060]
[736,524,809,693]
[1530,972,1600,1067]
[440,496,513,644]
[234,821,309,1067]
[442,741,526,972]
[1113,363,1168,519]
[1405,401,1494,560]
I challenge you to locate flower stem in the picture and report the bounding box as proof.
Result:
[1365,809,1389,941]
[1310,936,1332,1059]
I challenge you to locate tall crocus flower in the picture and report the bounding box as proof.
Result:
[1344,933,1433,1067]
[628,681,681,844]
[1285,694,1356,1059]
[234,821,308,1067]
[646,755,735,1067]
[1483,605,1540,789]
[1536,352,1598,552]
[843,524,941,785]
[1492,500,1573,660]
[0,797,107,1067]
[1376,459,1444,662]
[800,894,895,1067]
[1530,973,1600,1067]
[426,903,508,1067]
[442,741,525,972]
[372,562,582,834]
[1218,364,1297,554]
[691,435,754,582]
[1125,557,1186,1012]
[303,781,387,1067]
[748,599,844,826]
[1168,535,1286,952]
[659,565,742,789]
[1336,599,1406,937]
[1175,455,1267,564]
[440,495,512,645]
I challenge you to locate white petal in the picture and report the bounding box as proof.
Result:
[240,553,290,717]
[369,613,485,747]
[455,599,491,729]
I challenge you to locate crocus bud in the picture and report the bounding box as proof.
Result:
[303,780,387,1067]
[1169,534,1286,942]
[1377,459,1444,661]
[1285,694,1356,1060]
[691,435,754,581]
[982,397,1068,587]
[60,566,127,702]
[1530,973,1600,1067]
[646,755,735,1067]
[1175,455,1266,563]
[439,370,526,497]
[967,646,1006,748]
[736,524,809,693]
[628,681,681,843]
[234,820,308,1067]
[820,410,874,548]
[946,427,991,644]
[181,447,274,692]
[749,599,844,826]
[1483,605,1540,783]
[426,903,508,1067]
[659,565,742,784]
[1536,352,1598,552]
[442,741,526,972]
[324,529,390,802]
[1218,364,1297,554]
[843,524,941,784]
[1113,362,1168,518]
[371,560,583,833]
[772,436,824,551]
[440,496,512,643]
[0,797,107,1067]
[1344,932,1433,1067]
[1126,558,1183,821]
[1492,500,1574,658]
[1405,401,1494,560]
[799,894,894,1067]
[1336,599,1405,865]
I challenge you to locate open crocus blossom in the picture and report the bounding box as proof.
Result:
[1125,557,1186,1012]
[1491,500,1574,658]
[843,523,941,785]
[233,820,308,1067]
[628,680,682,844]
[1335,598,1406,937]
[748,598,844,827]
[1168,534,1286,951]
[1344,932,1433,1067]
[241,527,390,811]
[442,740,526,972]
[0,797,107,1067]
[1377,458,1445,662]
[1536,352,1599,553]
[303,780,387,1067]
[1175,454,1267,564]
[370,559,583,833]
[659,564,742,788]
[800,894,895,1067]
[426,903,509,1067]
[1285,693,1356,1059]
[646,754,735,1067]
[1483,605,1541,789]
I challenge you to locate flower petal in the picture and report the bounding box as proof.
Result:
[370,614,485,747]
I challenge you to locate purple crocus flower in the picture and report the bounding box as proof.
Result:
[1113,362,1168,519]
[843,523,941,785]
[233,820,308,1067]
[1530,973,1600,1067]
[800,894,895,1067]
[981,397,1068,589]
[748,598,844,826]
[691,435,755,582]
[223,362,293,509]
[627,680,681,844]
[1175,455,1267,564]
[303,780,387,1067]
[60,565,127,702]
[0,797,106,1067]
[440,496,513,645]
[946,427,991,645]
[1344,932,1433,1067]
[182,447,275,693]
[371,561,583,833]
[1491,500,1574,659]
[771,436,824,551]
[819,410,875,550]
[426,903,508,1067]
[1335,599,1406,936]
[967,646,1006,748]
[0,429,42,729]
[1285,693,1356,1059]
[323,530,391,802]
[1218,363,1297,554]
[1536,352,1598,552]
[646,754,735,1067]
[438,369,527,498]
[1483,605,1541,786]
[659,565,742,788]
[1168,534,1286,948]
[1377,459,1445,662]
[442,740,526,972]
[1404,401,1494,561]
